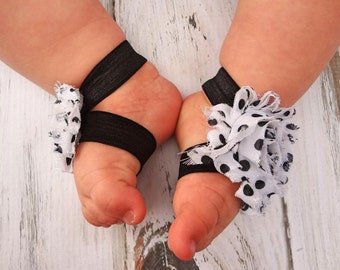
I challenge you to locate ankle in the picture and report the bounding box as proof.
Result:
[46,19,126,92]
[94,61,182,146]
[176,91,210,151]
[93,61,164,114]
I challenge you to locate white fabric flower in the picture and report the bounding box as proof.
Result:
[49,83,83,173]
[186,86,298,214]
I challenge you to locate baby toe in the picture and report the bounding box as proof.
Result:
[169,173,241,260]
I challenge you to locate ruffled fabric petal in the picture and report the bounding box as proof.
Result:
[186,86,298,215]
[49,83,83,173]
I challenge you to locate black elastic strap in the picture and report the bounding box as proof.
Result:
[202,67,240,106]
[80,111,156,169]
[178,144,218,179]
[77,41,156,169]
[80,41,147,112]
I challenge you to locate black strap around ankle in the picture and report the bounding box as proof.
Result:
[80,40,147,113]
[202,67,240,106]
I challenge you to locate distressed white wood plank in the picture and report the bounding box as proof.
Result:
[284,59,340,269]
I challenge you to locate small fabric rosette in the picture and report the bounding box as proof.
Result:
[49,83,83,172]
[185,86,299,215]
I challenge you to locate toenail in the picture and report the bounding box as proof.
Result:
[190,241,197,255]
[123,211,136,225]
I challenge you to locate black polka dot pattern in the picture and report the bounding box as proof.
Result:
[243,184,254,196]
[220,164,230,173]
[201,155,214,165]
[255,180,266,189]
[254,139,264,150]
[185,87,299,215]
[49,83,83,173]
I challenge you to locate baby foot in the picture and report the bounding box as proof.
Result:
[168,91,241,260]
[73,61,182,227]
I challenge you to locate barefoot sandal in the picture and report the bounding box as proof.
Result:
[49,41,156,173]
[178,68,299,215]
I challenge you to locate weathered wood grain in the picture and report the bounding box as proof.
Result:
[0,0,339,269]
[284,52,340,270]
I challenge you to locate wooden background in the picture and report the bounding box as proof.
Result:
[0,1,339,269]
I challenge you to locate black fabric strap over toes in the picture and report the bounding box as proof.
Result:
[80,111,156,169]
[178,144,218,179]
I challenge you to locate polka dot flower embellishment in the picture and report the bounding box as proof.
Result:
[185,86,299,215]
[49,83,83,173]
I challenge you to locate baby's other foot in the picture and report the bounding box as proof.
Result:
[168,91,241,260]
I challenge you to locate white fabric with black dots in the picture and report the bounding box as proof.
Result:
[185,86,298,215]
[49,83,83,173]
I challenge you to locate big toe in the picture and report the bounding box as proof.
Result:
[81,180,146,226]
[73,142,146,226]
[168,173,241,260]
